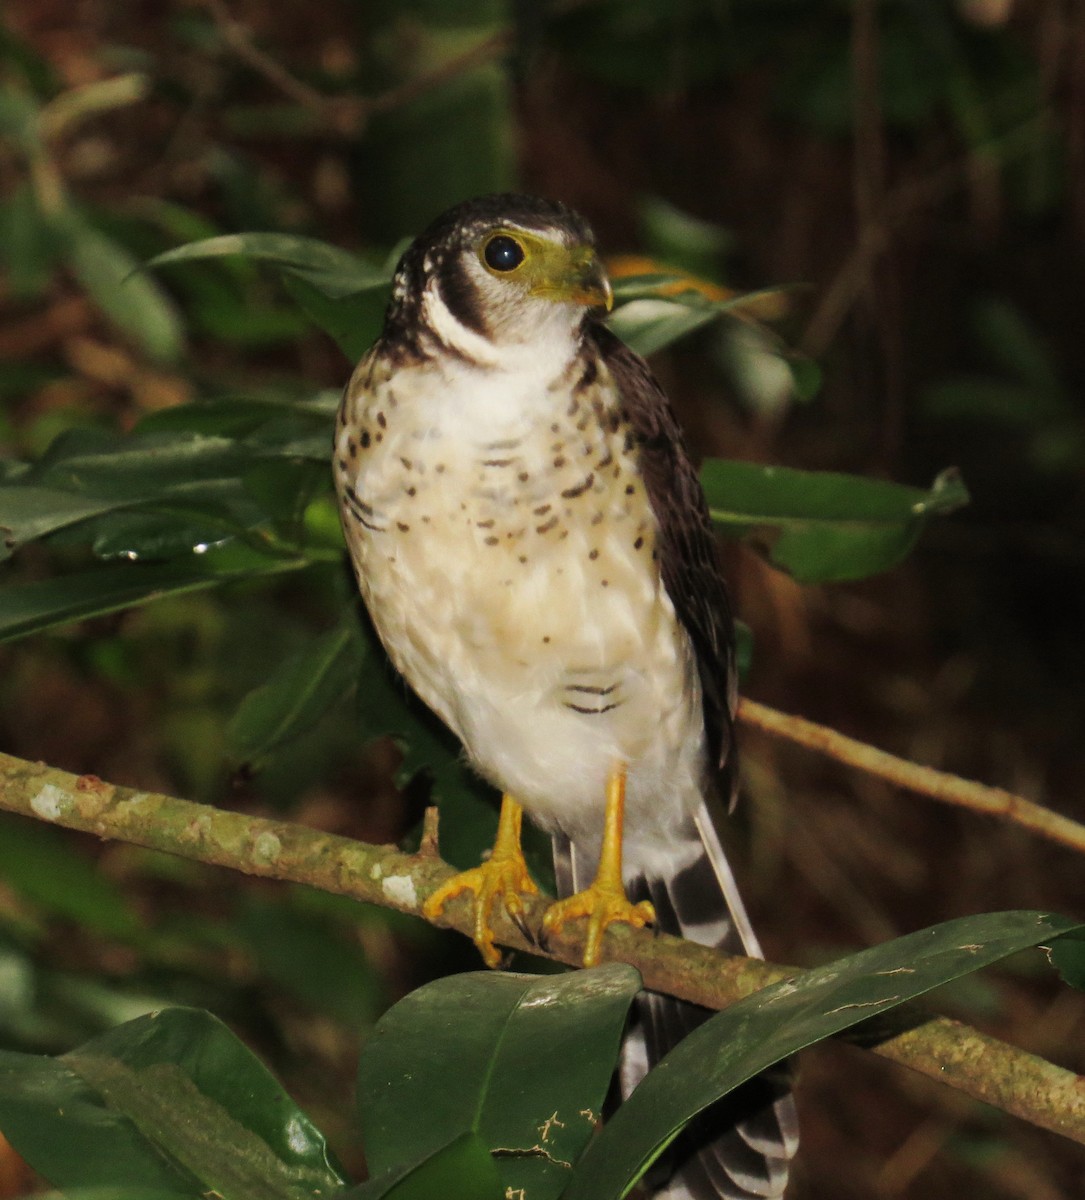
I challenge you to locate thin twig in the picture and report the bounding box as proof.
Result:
[203,0,511,137]
[800,117,1049,358]
[738,697,1085,855]
[0,750,1082,1146]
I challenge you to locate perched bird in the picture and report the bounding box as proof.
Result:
[334,193,797,1198]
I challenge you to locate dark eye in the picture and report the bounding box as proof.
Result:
[483,234,525,272]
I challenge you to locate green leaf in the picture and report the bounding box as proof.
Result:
[562,911,1083,1200]
[357,965,641,1200]
[281,273,388,361]
[1049,932,1085,991]
[0,814,141,939]
[0,552,307,643]
[0,486,130,562]
[228,621,366,765]
[0,1007,345,1196]
[700,461,969,582]
[344,1133,503,1200]
[147,233,388,299]
[607,297,717,358]
[61,212,185,362]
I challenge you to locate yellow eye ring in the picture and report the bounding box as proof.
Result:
[482,234,526,273]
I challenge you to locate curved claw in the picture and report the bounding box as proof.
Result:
[423,797,539,968]
[542,886,655,968]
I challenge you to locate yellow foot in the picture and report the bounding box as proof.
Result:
[542,885,655,968]
[423,852,539,968]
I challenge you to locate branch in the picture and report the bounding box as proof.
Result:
[203,0,511,138]
[738,698,1085,856]
[0,751,1082,1145]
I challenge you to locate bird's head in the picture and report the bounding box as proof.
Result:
[384,194,613,361]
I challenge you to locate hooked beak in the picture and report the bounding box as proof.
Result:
[529,245,614,311]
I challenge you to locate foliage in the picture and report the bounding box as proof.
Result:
[0,917,1079,1196]
[1,1,1083,1196]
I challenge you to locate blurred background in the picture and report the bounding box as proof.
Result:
[1,0,1084,1196]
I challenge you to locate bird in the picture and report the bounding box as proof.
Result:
[333,193,797,1198]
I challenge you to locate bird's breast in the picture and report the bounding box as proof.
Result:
[334,346,705,839]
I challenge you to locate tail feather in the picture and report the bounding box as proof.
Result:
[552,808,798,1200]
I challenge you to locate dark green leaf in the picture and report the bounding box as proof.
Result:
[562,911,1083,1200]
[281,273,388,362]
[228,621,365,764]
[0,552,307,643]
[0,1008,347,1194]
[0,486,129,562]
[1049,932,1085,991]
[357,965,641,1200]
[0,814,141,939]
[0,1054,201,1194]
[147,233,388,298]
[61,213,185,362]
[700,461,969,582]
[343,1133,503,1200]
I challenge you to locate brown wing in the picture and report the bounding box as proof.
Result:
[589,323,738,795]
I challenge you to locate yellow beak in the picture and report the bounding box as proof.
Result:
[529,245,614,311]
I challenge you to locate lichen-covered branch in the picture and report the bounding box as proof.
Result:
[1,749,1082,1145]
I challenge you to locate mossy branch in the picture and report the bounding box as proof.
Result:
[1,750,1082,1146]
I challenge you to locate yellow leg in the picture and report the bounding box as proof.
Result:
[542,765,656,967]
[422,794,539,968]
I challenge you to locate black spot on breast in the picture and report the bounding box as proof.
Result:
[484,535,500,546]
[589,548,599,560]
[536,515,559,534]
[377,412,387,429]
[553,455,567,468]
[397,522,410,532]
[534,503,551,516]
[361,431,371,448]
[562,473,594,499]
[634,535,645,550]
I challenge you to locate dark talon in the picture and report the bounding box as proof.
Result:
[510,908,535,943]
